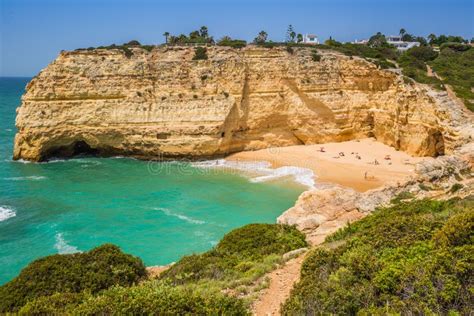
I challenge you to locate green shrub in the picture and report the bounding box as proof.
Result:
[390,191,415,204]
[433,210,474,247]
[120,46,133,58]
[217,39,247,49]
[431,47,474,111]
[193,46,208,60]
[217,224,306,258]
[124,40,141,46]
[19,292,87,315]
[311,50,321,62]
[71,281,248,315]
[406,46,438,62]
[440,42,471,52]
[0,244,146,312]
[282,198,474,315]
[161,224,306,285]
[450,183,464,193]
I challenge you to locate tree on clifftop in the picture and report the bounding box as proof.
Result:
[368,32,389,48]
[199,26,209,38]
[286,25,296,43]
[163,32,170,44]
[297,33,303,43]
[254,31,268,44]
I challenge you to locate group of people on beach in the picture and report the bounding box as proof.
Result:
[318,146,393,181]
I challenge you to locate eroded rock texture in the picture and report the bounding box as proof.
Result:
[13,46,470,161]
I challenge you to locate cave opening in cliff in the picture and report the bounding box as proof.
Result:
[42,140,100,160]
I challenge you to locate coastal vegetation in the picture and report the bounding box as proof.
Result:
[192,46,208,60]
[282,197,474,315]
[431,45,474,111]
[0,244,146,312]
[0,224,306,313]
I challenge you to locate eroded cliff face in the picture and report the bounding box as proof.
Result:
[13,46,470,161]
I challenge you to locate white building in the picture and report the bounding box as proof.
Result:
[386,35,420,51]
[302,34,319,45]
[352,39,369,45]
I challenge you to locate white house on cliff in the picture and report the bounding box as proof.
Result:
[302,34,319,44]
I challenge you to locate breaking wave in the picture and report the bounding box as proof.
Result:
[192,159,315,188]
[0,206,16,222]
[154,207,205,224]
[54,233,81,254]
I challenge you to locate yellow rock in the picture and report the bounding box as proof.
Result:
[13,46,470,161]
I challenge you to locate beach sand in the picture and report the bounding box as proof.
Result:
[227,138,430,192]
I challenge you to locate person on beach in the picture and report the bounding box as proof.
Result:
[319,147,325,152]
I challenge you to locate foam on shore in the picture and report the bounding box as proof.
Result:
[192,159,315,188]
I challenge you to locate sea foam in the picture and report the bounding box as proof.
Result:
[54,233,81,254]
[192,159,315,188]
[0,206,16,222]
[4,176,47,181]
[154,207,205,224]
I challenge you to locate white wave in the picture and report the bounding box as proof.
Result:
[192,159,315,188]
[0,206,16,222]
[154,207,205,224]
[54,233,81,254]
[4,176,47,181]
[5,128,13,132]
[250,166,315,188]
[11,159,32,164]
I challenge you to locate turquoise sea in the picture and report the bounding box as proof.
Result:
[0,77,306,285]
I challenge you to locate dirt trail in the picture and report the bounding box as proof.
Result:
[251,210,365,315]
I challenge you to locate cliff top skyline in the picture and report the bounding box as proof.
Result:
[1,0,473,77]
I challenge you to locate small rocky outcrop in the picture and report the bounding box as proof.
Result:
[278,155,473,244]
[13,46,472,161]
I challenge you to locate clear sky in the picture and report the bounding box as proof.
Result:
[1,0,473,76]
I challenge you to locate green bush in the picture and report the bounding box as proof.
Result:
[69,281,249,315]
[0,244,146,312]
[406,46,438,62]
[217,39,247,49]
[431,47,474,111]
[193,46,208,60]
[282,198,474,315]
[311,50,321,62]
[19,292,86,315]
[161,224,306,285]
[440,42,471,52]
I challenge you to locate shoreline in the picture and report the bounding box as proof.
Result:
[227,138,430,193]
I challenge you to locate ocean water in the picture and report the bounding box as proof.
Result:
[0,77,306,285]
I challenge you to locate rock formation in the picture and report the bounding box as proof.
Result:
[278,155,473,244]
[13,46,472,161]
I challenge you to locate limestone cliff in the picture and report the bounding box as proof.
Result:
[13,46,471,161]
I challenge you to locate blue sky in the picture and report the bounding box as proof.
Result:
[1,0,473,76]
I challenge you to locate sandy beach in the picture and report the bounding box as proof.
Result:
[227,138,431,192]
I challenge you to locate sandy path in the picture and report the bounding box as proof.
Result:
[227,138,428,192]
[251,208,366,315]
[252,255,305,316]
